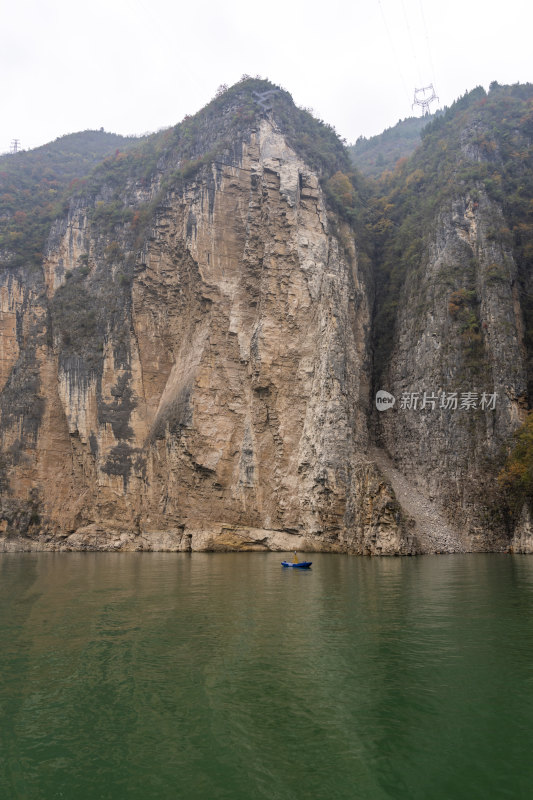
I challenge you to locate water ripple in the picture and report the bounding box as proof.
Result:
[1,552,533,798]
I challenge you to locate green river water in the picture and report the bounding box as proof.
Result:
[1,552,533,799]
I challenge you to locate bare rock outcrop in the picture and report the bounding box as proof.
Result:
[0,102,414,554]
[2,82,531,554]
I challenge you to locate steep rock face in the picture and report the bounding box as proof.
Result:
[378,190,526,548]
[4,83,531,554]
[0,108,415,554]
[373,85,533,550]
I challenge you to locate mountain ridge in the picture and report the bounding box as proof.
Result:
[348,113,434,178]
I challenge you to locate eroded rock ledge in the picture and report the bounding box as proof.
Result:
[0,518,416,555]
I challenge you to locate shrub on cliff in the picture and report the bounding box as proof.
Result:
[499,412,533,505]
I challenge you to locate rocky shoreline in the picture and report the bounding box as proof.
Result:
[0,523,339,554]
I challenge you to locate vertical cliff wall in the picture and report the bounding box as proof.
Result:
[372,84,533,551]
[0,83,415,553]
[2,81,532,553]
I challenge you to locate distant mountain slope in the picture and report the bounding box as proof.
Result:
[349,114,433,178]
[0,130,142,270]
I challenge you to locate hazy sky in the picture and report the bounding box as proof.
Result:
[1,0,532,153]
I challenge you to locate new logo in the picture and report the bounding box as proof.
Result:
[375,390,396,411]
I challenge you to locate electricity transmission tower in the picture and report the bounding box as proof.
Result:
[10,139,20,154]
[412,84,439,116]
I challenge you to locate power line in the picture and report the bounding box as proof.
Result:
[10,139,20,154]
[376,0,411,106]
[378,0,440,118]
[400,0,423,85]
[418,0,438,96]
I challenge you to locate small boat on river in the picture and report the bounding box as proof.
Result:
[281,560,312,569]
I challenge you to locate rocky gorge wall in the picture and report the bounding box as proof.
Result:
[1,82,532,554]
[0,106,417,554]
[372,86,533,552]
[376,190,526,549]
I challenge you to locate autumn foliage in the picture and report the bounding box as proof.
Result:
[499,412,533,503]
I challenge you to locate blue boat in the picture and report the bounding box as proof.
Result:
[281,560,312,569]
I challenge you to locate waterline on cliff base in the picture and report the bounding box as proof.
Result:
[1,552,533,799]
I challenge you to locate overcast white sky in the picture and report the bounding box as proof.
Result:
[1,0,532,154]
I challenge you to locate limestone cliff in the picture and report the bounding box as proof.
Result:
[1,80,532,554]
[372,83,533,551]
[0,81,414,554]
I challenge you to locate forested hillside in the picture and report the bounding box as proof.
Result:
[348,114,433,178]
[0,130,141,271]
